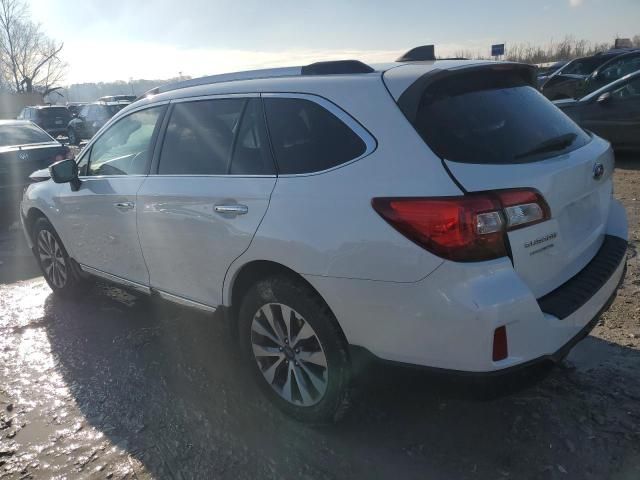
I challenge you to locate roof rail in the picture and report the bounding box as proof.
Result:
[138,66,303,100]
[137,60,375,100]
[396,45,436,62]
[301,60,374,75]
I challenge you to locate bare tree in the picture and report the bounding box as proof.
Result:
[0,0,66,95]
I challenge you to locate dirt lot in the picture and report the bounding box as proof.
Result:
[0,156,639,480]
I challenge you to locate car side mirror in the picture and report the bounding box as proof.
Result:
[49,158,81,191]
[597,92,612,105]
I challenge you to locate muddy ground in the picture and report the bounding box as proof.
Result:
[0,156,639,480]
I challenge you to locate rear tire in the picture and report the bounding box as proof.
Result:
[32,217,86,297]
[238,275,352,424]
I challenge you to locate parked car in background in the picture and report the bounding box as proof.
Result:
[66,102,88,117]
[536,60,568,87]
[579,50,640,98]
[0,120,72,228]
[20,56,627,423]
[541,49,637,100]
[17,105,71,138]
[555,70,640,151]
[67,101,130,145]
[98,95,137,103]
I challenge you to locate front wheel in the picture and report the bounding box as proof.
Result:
[238,275,352,423]
[32,217,86,296]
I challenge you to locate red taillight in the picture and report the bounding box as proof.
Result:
[492,326,508,361]
[372,188,550,262]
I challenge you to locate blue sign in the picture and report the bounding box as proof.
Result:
[491,44,505,57]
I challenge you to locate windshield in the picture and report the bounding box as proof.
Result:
[0,123,55,147]
[412,70,591,164]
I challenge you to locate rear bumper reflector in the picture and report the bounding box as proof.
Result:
[537,235,627,319]
[492,326,508,361]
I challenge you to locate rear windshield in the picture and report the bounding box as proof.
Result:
[0,124,54,146]
[39,107,70,119]
[412,70,591,164]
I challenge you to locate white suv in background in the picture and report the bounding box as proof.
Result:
[20,50,628,423]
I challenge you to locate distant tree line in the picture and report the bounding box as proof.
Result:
[453,35,640,64]
[51,76,191,104]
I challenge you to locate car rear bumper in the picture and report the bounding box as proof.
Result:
[305,199,628,373]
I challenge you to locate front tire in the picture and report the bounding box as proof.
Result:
[238,275,352,423]
[32,217,85,296]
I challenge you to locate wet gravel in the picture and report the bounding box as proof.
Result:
[0,155,639,480]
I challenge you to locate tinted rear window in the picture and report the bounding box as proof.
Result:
[38,107,70,119]
[264,97,366,174]
[0,124,53,146]
[411,70,591,164]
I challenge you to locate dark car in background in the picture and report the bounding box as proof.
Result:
[0,120,72,228]
[555,70,640,151]
[17,105,71,138]
[579,50,640,98]
[536,60,568,87]
[540,49,638,100]
[67,101,130,145]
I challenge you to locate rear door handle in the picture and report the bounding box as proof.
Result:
[114,201,135,211]
[214,204,248,216]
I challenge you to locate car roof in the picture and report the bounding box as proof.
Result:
[93,101,131,106]
[132,58,499,107]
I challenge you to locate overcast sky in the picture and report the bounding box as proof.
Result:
[28,0,640,85]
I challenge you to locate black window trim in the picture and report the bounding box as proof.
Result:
[76,102,169,178]
[261,92,377,178]
[150,93,279,178]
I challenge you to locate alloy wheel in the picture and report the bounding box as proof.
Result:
[251,303,328,406]
[37,230,67,288]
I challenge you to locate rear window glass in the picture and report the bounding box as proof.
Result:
[38,107,70,119]
[412,70,591,164]
[264,97,366,174]
[0,124,53,146]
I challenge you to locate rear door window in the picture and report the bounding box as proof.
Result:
[410,70,591,164]
[263,97,366,174]
[229,98,275,175]
[158,98,246,175]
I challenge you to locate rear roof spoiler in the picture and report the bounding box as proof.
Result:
[396,63,537,123]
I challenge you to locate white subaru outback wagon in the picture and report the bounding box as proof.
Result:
[20,51,628,423]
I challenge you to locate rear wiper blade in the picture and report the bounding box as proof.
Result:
[514,133,577,160]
